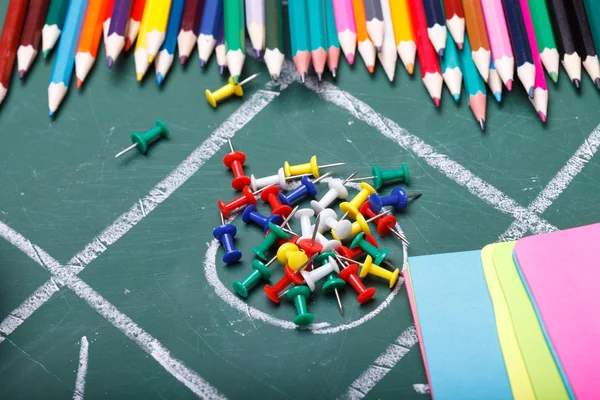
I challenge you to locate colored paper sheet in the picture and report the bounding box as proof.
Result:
[492,241,569,400]
[514,223,600,400]
[402,268,433,399]
[408,251,512,400]
[481,244,536,400]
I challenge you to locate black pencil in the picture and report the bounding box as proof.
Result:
[547,0,581,88]
[569,0,600,89]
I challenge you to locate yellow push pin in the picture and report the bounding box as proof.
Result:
[358,255,400,288]
[205,73,261,108]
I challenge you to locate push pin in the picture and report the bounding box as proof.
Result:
[205,72,260,108]
[331,213,371,240]
[323,271,345,316]
[250,168,291,191]
[287,286,314,326]
[369,187,422,213]
[242,205,282,232]
[223,138,251,190]
[358,255,400,288]
[336,234,378,260]
[283,155,346,178]
[260,186,293,218]
[264,252,313,303]
[339,182,377,221]
[359,203,409,244]
[252,221,290,261]
[213,214,242,264]
[232,257,275,298]
[335,255,376,304]
[301,255,341,291]
[217,186,257,218]
[351,232,389,265]
[115,120,169,158]
[347,164,409,189]
[310,175,352,213]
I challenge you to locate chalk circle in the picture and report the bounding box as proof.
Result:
[204,180,409,335]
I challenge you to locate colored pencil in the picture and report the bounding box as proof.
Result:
[332,0,356,64]
[106,0,133,67]
[288,0,311,82]
[224,0,244,83]
[389,0,416,74]
[480,0,514,89]
[0,0,28,104]
[352,0,375,73]
[520,0,547,121]
[461,0,490,82]
[76,0,113,88]
[245,0,265,59]
[488,59,502,102]
[125,0,146,51]
[378,0,396,81]
[101,0,116,45]
[442,0,464,49]
[134,0,153,80]
[178,0,203,64]
[423,0,447,56]
[42,0,68,58]
[324,0,340,77]
[215,13,226,74]
[570,0,600,88]
[197,0,222,67]
[410,0,443,106]
[460,35,486,130]
[146,0,172,62]
[48,0,88,116]
[307,0,328,81]
[528,0,559,82]
[364,0,384,52]
[547,0,580,88]
[264,0,284,79]
[17,0,50,79]
[440,31,462,102]
[583,0,600,55]
[502,0,536,97]
[156,0,185,84]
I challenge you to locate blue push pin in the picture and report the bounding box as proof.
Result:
[213,213,242,264]
[279,176,318,205]
[242,205,282,232]
[369,188,422,213]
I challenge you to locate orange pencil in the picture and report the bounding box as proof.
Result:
[76,0,112,88]
[352,0,376,73]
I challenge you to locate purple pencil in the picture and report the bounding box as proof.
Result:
[215,14,226,74]
[106,0,133,67]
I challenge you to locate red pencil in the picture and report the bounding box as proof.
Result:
[410,0,443,106]
[442,0,464,49]
[0,0,28,105]
[17,0,50,79]
[125,0,146,51]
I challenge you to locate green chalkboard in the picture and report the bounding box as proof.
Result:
[1,1,599,399]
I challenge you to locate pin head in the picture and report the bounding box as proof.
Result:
[213,224,237,240]
[301,176,318,197]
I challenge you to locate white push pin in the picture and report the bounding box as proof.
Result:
[250,167,290,192]
[314,208,339,233]
[301,256,341,291]
[296,208,340,251]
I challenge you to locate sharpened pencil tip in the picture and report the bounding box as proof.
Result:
[43,49,51,59]
[48,110,54,117]
[493,92,502,103]
[254,49,262,59]
[479,118,486,131]
[456,42,464,50]
[433,97,441,107]
[346,53,355,65]
[375,45,382,52]
[331,68,337,78]
[136,73,144,81]
[199,59,207,68]
[367,65,374,74]
[595,78,600,90]
[148,55,155,63]
[219,66,225,75]
[573,78,581,89]
[406,63,414,75]
[107,56,114,68]
[124,39,132,51]
[156,73,164,86]
[550,71,558,83]
[505,79,513,91]
[437,48,445,57]
[527,86,534,99]
[18,70,25,80]
[538,111,547,123]
[232,75,240,84]
[452,93,460,102]
[179,55,188,65]
[317,72,323,82]
[270,74,279,81]
[76,78,82,89]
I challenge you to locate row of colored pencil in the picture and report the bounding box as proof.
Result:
[0,0,598,126]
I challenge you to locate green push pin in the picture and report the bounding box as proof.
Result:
[315,252,345,316]
[347,164,409,190]
[287,285,314,326]
[232,257,275,298]
[115,120,170,158]
[251,221,290,261]
[351,232,389,266]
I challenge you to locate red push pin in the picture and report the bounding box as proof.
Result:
[223,138,251,190]
[336,234,379,260]
[296,212,324,262]
[260,186,292,218]
[337,261,376,304]
[264,252,315,303]
[218,186,257,218]
[359,203,409,244]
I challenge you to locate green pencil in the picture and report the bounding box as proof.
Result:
[264,0,284,80]
[527,0,559,82]
[42,0,69,58]
[224,0,245,84]
[583,0,600,56]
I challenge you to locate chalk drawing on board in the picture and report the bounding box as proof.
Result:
[73,336,89,400]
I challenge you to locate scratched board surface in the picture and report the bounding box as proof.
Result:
[0,0,599,398]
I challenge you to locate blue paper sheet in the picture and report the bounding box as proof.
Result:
[408,250,513,400]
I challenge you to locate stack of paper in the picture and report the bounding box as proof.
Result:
[405,223,600,400]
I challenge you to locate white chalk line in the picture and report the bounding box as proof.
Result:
[498,124,600,241]
[73,336,89,400]
[413,384,431,395]
[0,220,226,399]
[340,325,418,399]
[0,90,278,344]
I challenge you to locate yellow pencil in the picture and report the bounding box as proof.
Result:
[146,0,172,62]
[135,0,153,81]
[389,0,416,74]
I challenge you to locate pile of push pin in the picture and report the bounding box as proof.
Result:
[213,139,422,327]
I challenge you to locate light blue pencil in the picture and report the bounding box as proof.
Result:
[460,35,487,130]
[488,59,503,102]
[440,31,462,102]
[155,0,185,85]
[48,0,89,117]
[307,0,328,81]
[324,0,340,77]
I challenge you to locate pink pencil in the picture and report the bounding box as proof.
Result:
[332,0,357,64]
[520,0,547,122]
[480,0,514,90]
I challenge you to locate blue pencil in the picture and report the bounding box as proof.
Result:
[460,36,487,131]
[155,0,185,85]
[488,59,503,102]
[48,0,89,117]
[197,0,223,67]
[440,29,462,102]
[423,0,447,56]
[501,0,535,98]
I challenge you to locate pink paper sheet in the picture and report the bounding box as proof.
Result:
[514,223,600,399]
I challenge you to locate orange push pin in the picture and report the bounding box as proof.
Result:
[205,73,260,108]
